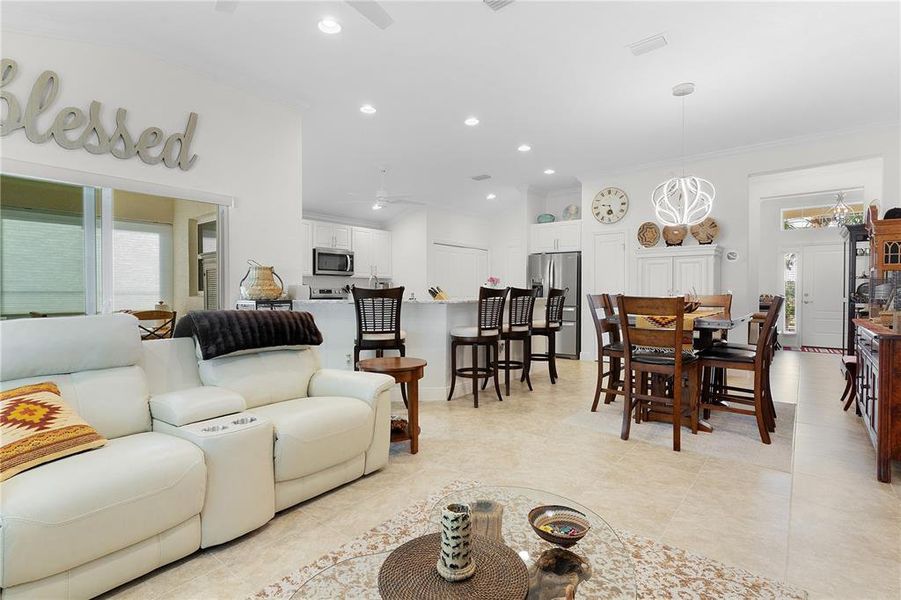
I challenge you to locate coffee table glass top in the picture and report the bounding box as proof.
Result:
[294,485,636,599]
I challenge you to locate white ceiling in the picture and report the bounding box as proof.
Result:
[2,1,898,223]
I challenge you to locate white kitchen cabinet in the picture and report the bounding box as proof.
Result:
[351,226,392,279]
[301,220,313,276]
[312,221,352,249]
[529,221,582,253]
[635,245,722,295]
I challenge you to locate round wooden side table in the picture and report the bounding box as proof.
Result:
[357,357,426,454]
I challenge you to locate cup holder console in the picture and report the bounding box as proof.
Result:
[201,424,229,433]
[232,416,257,426]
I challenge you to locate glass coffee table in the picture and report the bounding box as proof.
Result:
[294,485,636,599]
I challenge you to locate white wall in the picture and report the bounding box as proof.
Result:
[578,126,900,357]
[0,31,303,308]
[389,208,429,299]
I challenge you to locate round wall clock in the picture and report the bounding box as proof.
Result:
[591,187,629,224]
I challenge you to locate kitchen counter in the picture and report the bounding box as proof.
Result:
[291,298,479,305]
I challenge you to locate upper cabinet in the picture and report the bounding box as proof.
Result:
[312,221,352,250]
[635,245,722,296]
[529,221,581,253]
[351,226,392,278]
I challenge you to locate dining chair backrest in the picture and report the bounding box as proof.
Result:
[756,295,784,358]
[130,309,177,340]
[693,294,733,316]
[352,286,405,344]
[587,293,620,346]
[545,287,567,327]
[616,295,687,366]
[507,287,536,331]
[478,286,508,334]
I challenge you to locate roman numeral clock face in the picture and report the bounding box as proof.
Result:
[592,187,629,224]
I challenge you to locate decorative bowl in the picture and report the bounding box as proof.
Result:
[528,505,590,548]
[684,301,701,313]
[537,213,556,224]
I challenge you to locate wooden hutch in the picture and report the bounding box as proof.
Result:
[853,205,901,482]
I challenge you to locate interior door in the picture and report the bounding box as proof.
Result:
[801,243,844,348]
[593,232,626,294]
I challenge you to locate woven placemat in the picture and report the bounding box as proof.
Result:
[377,533,529,600]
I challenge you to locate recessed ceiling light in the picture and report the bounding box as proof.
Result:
[464,116,480,126]
[544,169,555,175]
[360,104,376,114]
[486,193,497,200]
[372,201,383,210]
[318,18,342,34]
[517,144,531,152]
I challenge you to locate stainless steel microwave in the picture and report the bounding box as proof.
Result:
[313,247,354,276]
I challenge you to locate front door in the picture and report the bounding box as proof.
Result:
[800,243,844,348]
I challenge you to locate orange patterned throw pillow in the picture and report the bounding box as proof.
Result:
[1,382,106,481]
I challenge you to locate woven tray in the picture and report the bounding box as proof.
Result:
[377,533,529,600]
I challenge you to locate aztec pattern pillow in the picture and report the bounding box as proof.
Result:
[1,382,107,482]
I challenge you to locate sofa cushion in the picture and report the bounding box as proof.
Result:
[1,382,106,482]
[0,432,205,587]
[250,397,374,482]
[1,365,152,440]
[198,349,320,409]
[0,314,142,382]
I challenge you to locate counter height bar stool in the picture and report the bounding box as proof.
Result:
[617,295,700,452]
[353,286,407,404]
[525,287,567,385]
[587,293,625,411]
[448,286,508,407]
[482,287,537,396]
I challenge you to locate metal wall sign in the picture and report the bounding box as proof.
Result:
[0,58,198,171]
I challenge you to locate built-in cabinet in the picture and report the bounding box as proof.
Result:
[529,221,581,253]
[351,226,392,278]
[312,221,352,250]
[635,245,722,296]
[301,219,392,279]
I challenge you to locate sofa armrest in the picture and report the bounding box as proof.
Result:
[308,369,395,407]
[150,386,246,426]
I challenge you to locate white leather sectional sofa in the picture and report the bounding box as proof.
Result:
[0,313,394,599]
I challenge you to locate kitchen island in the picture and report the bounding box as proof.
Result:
[293,297,546,401]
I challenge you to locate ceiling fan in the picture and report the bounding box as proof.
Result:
[214,0,395,30]
[342,167,421,211]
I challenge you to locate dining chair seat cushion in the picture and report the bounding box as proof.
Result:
[450,326,499,338]
[603,342,624,353]
[501,324,530,333]
[531,320,561,330]
[360,330,406,342]
[701,347,756,363]
[631,351,699,366]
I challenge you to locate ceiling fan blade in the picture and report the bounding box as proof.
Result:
[346,1,395,30]
[214,0,239,14]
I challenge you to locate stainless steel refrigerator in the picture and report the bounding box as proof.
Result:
[528,251,581,358]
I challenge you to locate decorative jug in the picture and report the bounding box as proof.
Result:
[239,260,284,300]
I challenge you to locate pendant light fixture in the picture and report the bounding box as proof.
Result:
[652,82,715,226]
[829,190,851,225]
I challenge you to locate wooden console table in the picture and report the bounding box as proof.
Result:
[358,357,426,454]
[853,319,901,482]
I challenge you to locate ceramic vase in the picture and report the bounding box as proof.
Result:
[436,503,476,582]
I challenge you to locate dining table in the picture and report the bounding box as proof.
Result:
[601,309,754,433]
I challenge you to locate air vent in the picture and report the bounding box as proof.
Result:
[471,174,492,181]
[214,0,239,13]
[628,33,668,56]
[483,0,515,11]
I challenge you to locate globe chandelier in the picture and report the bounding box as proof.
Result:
[652,82,715,226]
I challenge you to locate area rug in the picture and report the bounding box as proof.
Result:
[784,346,842,354]
[251,481,806,600]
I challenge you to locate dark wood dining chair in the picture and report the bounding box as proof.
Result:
[130,310,177,340]
[448,286,507,407]
[482,287,536,396]
[698,296,784,444]
[840,355,858,412]
[352,286,407,404]
[526,287,567,384]
[616,295,700,452]
[587,293,624,411]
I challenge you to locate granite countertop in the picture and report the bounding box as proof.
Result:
[292,298,478,305]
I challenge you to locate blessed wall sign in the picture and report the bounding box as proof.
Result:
[0,58,199,171]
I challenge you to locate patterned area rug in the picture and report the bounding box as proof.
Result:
[251,481,806,600]
[784,346,842,354]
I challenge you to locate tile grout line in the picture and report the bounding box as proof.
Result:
[782,352,803,587]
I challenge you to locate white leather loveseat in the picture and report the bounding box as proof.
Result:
[0,313,394,599]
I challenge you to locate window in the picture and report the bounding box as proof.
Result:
[781,203,864,230]
[784,252,798,334]
[111,221,173,311]
[0,208,87,316]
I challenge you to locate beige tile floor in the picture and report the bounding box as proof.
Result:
[103,351,901,600]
